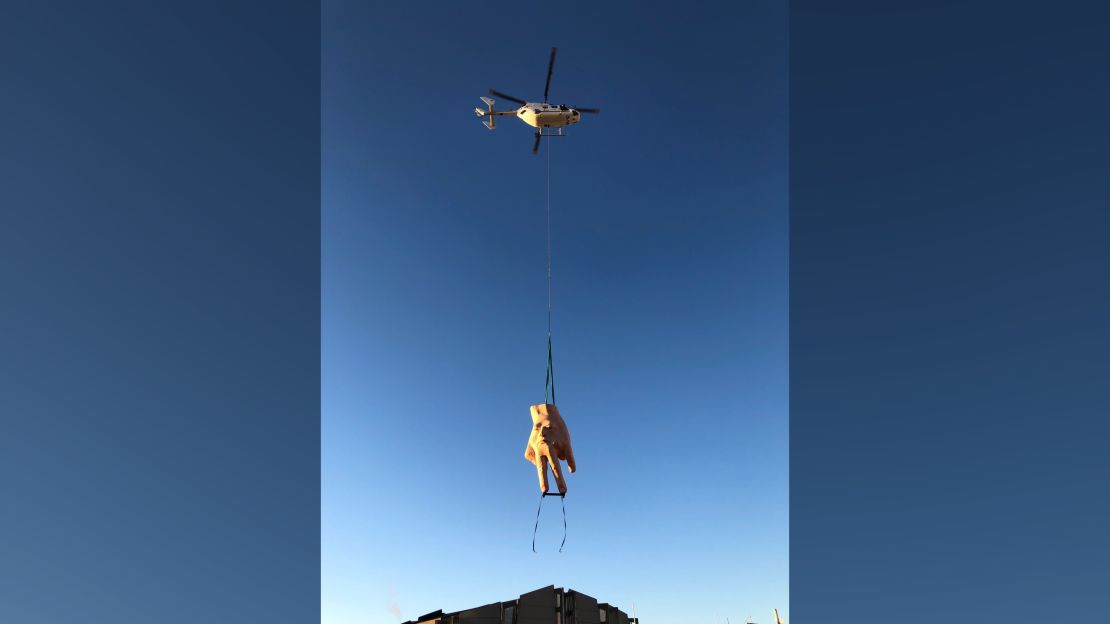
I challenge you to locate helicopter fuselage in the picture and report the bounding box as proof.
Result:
[517,103,581,129]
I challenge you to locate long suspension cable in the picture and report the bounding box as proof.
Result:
[535,138,566,553]
[546,135,552,339]
[544,136,555,405]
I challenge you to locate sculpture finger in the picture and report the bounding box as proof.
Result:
[535,453,549,493]
[563,442,576,473]
[547,451,567,494]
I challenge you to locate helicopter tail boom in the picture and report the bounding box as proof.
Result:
[475,96,518,130]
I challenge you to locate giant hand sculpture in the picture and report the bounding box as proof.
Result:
[524,403,577,495]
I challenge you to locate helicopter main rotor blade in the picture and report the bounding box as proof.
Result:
[489,88,527,105]
[572,107,601,114]
[543,47,557,102]
[532,131,542,155]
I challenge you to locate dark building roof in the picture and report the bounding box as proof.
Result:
[402,586,638,624]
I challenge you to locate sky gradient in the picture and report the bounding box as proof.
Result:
[322,2,787,623]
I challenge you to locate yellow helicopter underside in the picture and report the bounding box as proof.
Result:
[518,106,580,129]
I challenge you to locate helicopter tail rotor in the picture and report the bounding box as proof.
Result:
[476,96,497,129]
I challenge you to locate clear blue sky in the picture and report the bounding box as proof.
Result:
[322,2,787,624]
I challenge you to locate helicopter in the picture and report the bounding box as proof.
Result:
[475,47,601,154]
